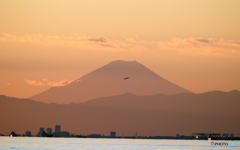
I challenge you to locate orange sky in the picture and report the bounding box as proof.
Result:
[1,0,240,98]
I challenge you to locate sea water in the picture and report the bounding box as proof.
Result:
[0,137,239,150]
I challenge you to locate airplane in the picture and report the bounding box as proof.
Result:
[123,77,130,80]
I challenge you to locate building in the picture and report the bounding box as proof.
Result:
[110,132,116,137]
[53,125,70,137]
[36,127,45,137]
[55,125,61,133]
[26,131,31,137]
[47,128,52,134]
[222,133,229,138]
[40,128,44,133]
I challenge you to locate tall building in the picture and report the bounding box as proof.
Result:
[222,133,229,138]
[26,131,31,137]
[53,125,70,137]
[55,125,61,133]
[47,128,52,134]
[110,132,116,137]
[36,127,45,137]
[39,128,44,134]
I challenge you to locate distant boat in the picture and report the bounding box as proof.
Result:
[41,131,53,137]
[207,133,218,140]
[208,137,217,140]
[47,134,53,137]
[9,131,17,137]
[41,131,48,137]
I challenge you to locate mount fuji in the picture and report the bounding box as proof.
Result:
[30,60,191,104]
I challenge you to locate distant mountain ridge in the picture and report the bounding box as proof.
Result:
[83,89,240,114]
[1,90,240,136]
[30,60,191,104]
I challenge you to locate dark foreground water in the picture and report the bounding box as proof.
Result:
[0,137,239,150]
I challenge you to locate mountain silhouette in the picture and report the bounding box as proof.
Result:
[30,60,190,104]
[1,90,239,136]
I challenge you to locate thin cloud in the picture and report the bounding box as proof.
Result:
[196,38,209,43]
[88,37,106,43]
[74,79,82,83]
[0,33,149,51]
[158,37,240,56]
[47,79,73,87]
[1,33,240,55]
[24,78,73,87]
[25,79,45,86]
[100,43,115,48]
[42,78,48,81]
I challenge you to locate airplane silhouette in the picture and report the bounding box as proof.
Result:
[123,77,130,80]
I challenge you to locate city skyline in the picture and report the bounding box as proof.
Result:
[1,0,240,98]
[5,124,239,140]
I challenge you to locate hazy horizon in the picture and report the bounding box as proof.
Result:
[1,90,240,136]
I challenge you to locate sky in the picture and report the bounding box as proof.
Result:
[1,0,240,98]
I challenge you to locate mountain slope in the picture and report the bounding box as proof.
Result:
[30,60,190,104]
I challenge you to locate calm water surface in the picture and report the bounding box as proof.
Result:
[0,137,239,150]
